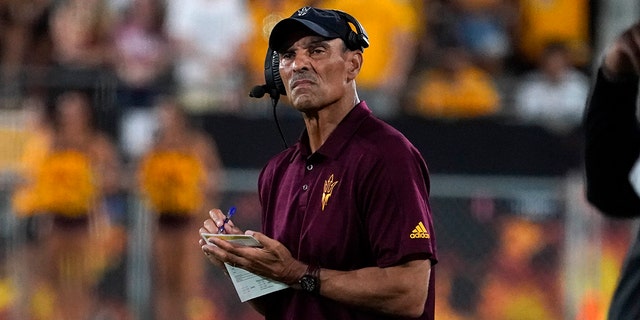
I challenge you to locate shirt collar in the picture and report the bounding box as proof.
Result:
[291,101,372,162]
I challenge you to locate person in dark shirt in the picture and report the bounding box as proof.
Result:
[199,6,437,319]
[584,21,640,320]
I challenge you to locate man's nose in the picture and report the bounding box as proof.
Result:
[291,53,310,71]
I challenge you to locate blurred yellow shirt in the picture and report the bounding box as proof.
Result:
[517,0,590,65]
[11,129,51,216]
[319,0,421,89]
[413,67,501,118]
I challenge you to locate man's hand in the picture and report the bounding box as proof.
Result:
[603,22,640,80]
[199,208,243,270]
[234,231,306,285]
[199,209,306,284]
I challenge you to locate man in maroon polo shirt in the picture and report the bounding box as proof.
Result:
[200,6,437,319]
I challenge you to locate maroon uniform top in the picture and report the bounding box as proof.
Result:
[258,101,437,320]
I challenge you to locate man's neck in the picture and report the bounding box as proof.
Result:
[303,98,359,153]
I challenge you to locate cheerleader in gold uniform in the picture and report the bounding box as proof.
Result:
[138,97,222,320]
[29,91,123,319]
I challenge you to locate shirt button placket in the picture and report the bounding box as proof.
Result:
[303,164,313,191]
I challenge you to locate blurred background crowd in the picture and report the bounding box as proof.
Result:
[0,0,636,319]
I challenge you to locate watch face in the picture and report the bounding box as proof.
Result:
[300,275,318,292]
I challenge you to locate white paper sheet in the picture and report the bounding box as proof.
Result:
[224,263,289,302]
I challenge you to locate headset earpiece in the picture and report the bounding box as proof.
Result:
[265,47,286,97]
[338,11,369,51]
[249,48,285,99]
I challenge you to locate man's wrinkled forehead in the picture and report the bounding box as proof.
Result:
[277,33,335,53]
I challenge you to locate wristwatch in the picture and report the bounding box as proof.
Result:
[298,264,321,294]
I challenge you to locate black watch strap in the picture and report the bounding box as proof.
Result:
[298,264,321,294]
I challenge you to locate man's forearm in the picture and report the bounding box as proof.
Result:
[319,259,431,318]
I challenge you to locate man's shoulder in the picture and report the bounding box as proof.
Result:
[360,115,410,143]
[355,117,422,161]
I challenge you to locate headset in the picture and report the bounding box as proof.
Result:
[340,11,370,51]
[249,10,369,147]
[249,47,285,101]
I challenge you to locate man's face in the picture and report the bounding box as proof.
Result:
[278,35,352,112]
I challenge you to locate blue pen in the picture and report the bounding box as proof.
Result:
[217,206,236,234]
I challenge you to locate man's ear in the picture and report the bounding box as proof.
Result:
[346,51,363,80]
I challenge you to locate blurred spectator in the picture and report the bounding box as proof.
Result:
[136,97,222,320]
[407,43,501,119]
[584,21,640,319]
[11,96,53,219]
[25,90,125,319]
[515,0,590,68]
[109,0,175,160]
[475,217,562,320]
[165,0,252,114]
[47,0,113,69]
[452,0,516,74]
[319,0,422,119]
[574,221,630,320]
[8,95,53,319]
[0,0,53,107]
[427,0,516,74]
[46,0,117,135]
[513,41,590,133]
[0,267,16,318]
[434,269,474,320]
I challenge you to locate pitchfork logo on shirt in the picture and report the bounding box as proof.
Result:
[322,174,339,211]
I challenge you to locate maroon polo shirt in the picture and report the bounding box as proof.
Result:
[258,101,437,320]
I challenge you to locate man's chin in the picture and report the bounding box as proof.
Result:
[291,95,317,111]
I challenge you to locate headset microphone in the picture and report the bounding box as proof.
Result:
[249,47,288,148]
[249,85,267,98]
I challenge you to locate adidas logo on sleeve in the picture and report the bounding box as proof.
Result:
[410,222,431,239]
